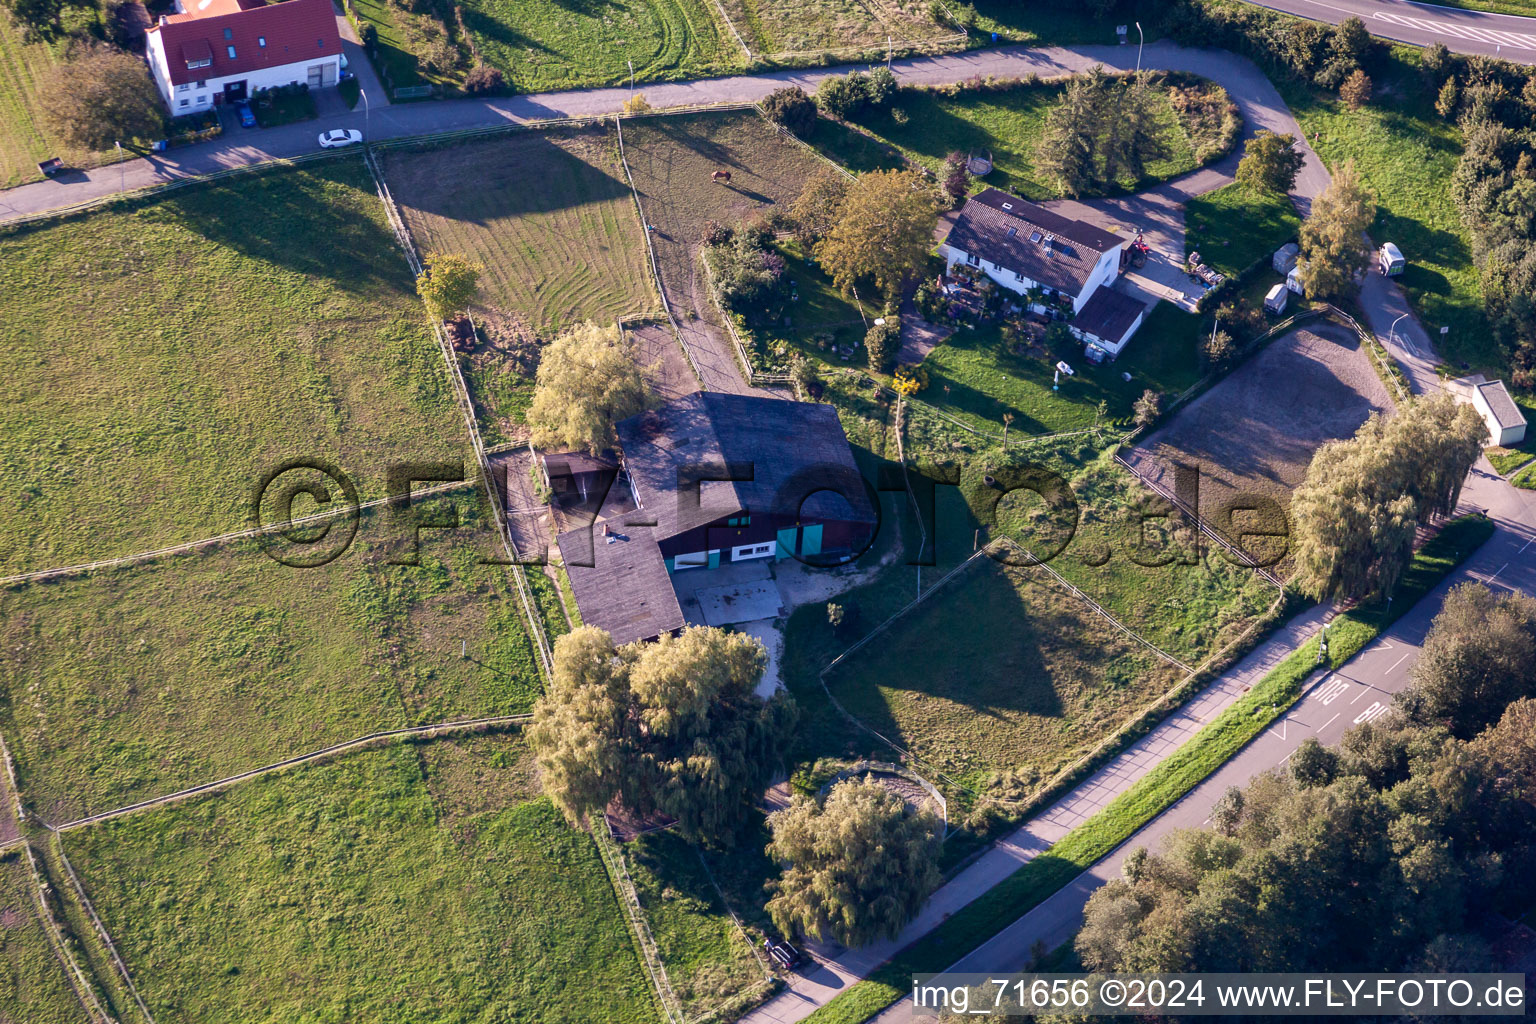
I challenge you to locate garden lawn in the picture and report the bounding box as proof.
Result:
[0,158,468,577]
[624,829,767,1019]
[345,0,434,90]
[913,303,1204,436]
[1183,181,1300,278]
[458,0,741,93]
[1280,50,1490,371]
[740,239,877,374]
[0,851,84,1024]
[0,497,545,823]
[64,741,659,1024]
[824,556,1184,793]
[827,77,1206,200]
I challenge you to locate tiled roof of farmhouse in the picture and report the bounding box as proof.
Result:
[942,188,1124,298]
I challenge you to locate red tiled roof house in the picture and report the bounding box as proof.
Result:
[145,0,342,114]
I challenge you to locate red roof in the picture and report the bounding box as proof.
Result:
[150,0,341,87]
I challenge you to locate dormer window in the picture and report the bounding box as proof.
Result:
[186,56,211,69]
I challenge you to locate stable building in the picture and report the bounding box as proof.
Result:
[940,187,1148,359]
[145,0,342,114]
[550,393,877,645]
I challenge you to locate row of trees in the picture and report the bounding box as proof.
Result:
[1078,586,1536,977]
[1290,395,1484,602]
[1436,45,1536,387]
[1035,67,1169,197]
[1161,4,1374,91]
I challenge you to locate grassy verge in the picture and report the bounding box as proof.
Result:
[1184,181,1300,278]
[803,514,1494,1024]
[63,739,660,1023]
[0,157,467,576]
[1279,48,1490,372]
[1514,463,1536,490]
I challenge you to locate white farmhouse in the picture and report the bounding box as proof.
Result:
[940,188,1149,359]
[145,0,342,115]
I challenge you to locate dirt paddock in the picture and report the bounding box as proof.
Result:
[1124,322,1395,549]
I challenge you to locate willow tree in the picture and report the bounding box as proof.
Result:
[765,777,941,946]
[526,321,651,455]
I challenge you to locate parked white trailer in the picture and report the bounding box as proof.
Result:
[1286,265,1306,296]
[1264,282,1289,315]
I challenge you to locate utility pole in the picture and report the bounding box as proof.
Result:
[628,59,635,97]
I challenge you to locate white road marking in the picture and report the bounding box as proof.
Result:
[1317,678,1350,706]
[1353,701,1390,725]
[1319,712,1341,734]
[1375,10,1536,49]
[1384,652,1413,677]
[1518,535,1534,556]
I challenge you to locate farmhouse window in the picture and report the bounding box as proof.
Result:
[177,83,189,92]
[731,542,775,561]
[966,253,980,267]
[258,35,266,46]
[223,27,232,39]
[186,57,211,69]
[227,45,237,58]
[179,98,189,106]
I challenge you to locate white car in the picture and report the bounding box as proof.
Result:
[318,128,363,149]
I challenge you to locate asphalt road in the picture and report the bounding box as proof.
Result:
[1243,0,1536,60]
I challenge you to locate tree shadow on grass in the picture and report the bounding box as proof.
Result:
[165,160,410,297]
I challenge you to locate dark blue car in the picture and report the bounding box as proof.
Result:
[236,102,256,128]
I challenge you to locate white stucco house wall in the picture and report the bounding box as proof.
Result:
[939,188,1149,359]
[145,0,342,114]
[1471,379,1528,448]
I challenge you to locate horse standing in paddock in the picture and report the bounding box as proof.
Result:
[711,169,732,184]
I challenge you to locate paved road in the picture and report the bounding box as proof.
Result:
[1242,0,1536,61]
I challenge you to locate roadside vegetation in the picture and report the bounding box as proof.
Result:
[808,71,1236,200]
[0,158,468,576]
[64,739,660,1023]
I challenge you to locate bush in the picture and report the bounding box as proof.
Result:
[762,85,816,136]
[464,64,504,95]
[707,232,786,316]
[865,66,896,108]
[865,317,900,374]
[1133,389,1166,428]
[817,73,868,120]
[358,22,377,48]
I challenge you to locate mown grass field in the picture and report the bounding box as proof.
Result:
[384,126,659,439]
[617,110,830,328]
[0,850,84,1024]
[0,497,547,823]
[824,557,1183,793]
[624,829,767,1019]
[817,77,1211,200]
[459,0,741,93]
[0,158,468,577]
[716,0,946,55]
[1184,181,1301,278]
[1281,50,1490,370]
[64,740,659,1024]
[386,127,656,336]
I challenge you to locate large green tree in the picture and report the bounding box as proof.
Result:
[815,168,942,302]
[1397,583,1536,738]
[44,47,163,150]
[1235,131,1305,194]
[1289,396,1484,602]
[765,777,941,946]
[1298,159,1376,299]
[526,321,652,454]
[1036,72,1103,197]
[417,251,482,322]
[529,625,792,843]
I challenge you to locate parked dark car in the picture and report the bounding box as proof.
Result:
[237,102,256,128]
[763,936,803,970]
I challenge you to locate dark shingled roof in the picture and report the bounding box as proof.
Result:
[1476,380,1527,430]
[557,509,683,646]
[1073,285,1146,346]
[613,392,875,541]
[555,393,875,646]
[942,188,1124,297]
